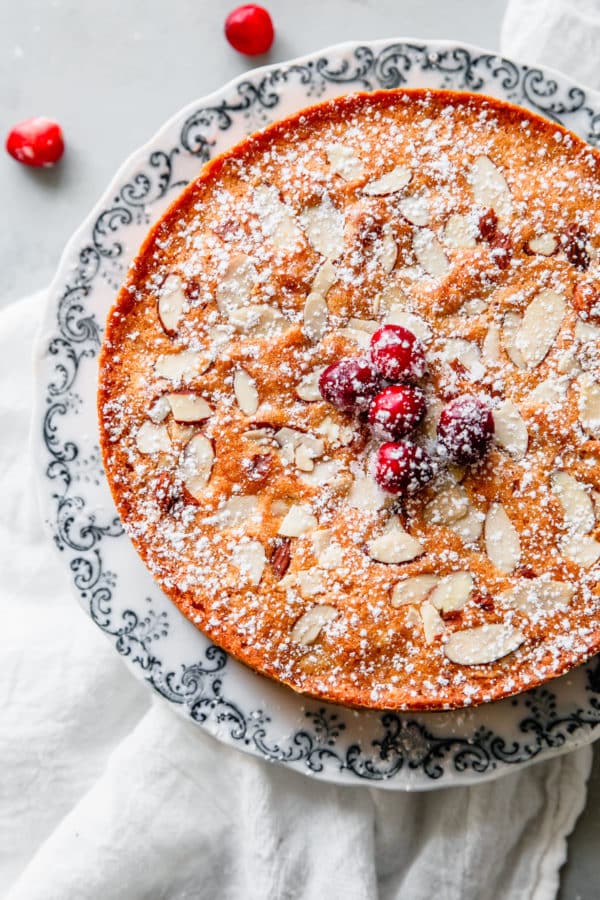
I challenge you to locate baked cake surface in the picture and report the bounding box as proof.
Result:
[98,90,600,710]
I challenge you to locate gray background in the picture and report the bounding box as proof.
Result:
[0,0,597,896]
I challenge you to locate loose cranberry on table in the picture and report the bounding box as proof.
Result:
[318,357,380,412]
[5,117,64,167]
[437,395,494,465]
[224,5,274,55]
[370,324,427,383]
[375,440,434,495]
[368,384,426,440]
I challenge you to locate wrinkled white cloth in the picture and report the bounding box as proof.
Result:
[3,7,600,894]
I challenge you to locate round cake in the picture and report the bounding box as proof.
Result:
[98,89,600,710]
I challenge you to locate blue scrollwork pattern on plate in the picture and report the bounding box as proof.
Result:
[39,41,600,786]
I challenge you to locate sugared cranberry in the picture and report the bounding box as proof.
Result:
[6,117,64,167]
[370,325,427,383]
[437,395,494,465]
[375,440,434,495]
[368,384,426,440]
[319,357,379,412]
[224,5,274,55]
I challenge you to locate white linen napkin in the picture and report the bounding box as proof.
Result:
[3,6,600,894]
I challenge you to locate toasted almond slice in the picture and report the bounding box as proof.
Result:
[444,213,477,249]
[469,155,513,219]
[296,367,327,402]
[515,290,566,369]
[500,578,575,616]
[298,459,343,487]
[482,323,501,363]
[228,304,288,336]
[300,195,345,260]
[391,574,440,607]
[303,292,329,342]
[310,529,332,555]
[154,351,210,383]
[216,253,257,315]
[447,506,484,544]
[493,399,528,459]
[135,421,171,454]
[326,142,365,181]
[337,327,371,348]
[347,474,391,511]
[438,338,485,381]
[318,541,345,569]
[429,572,473,612]
[253,183,304,253]
[233,369,259,416]
[363,165,412,196]
[502,311,526,369]
[462,298,488,315]
[148,395,171,424]
[209,495,260,528]
[379,223,398,274]
[179,434,214,497]
[291,605,337,645]
[413,229,450,278]
[575,319,600,342]
[166,392,212,424]
[157,274,186,335]
[561,535,600,568]
[420,601,446,644]
[316,416,353,447]
[399,195,430,227]
[444,623,525,665]
[367,516,424,564]
[232,540,266,586]
[551,471,595,535]
[242,426,276,446]
[577,373,600,437]
[384,308,432,342]
[484,503,521,573]
[348,318,379,334]
[526,233,558,256]
[425,484,470,526]
[529,377,565,404]
[311,259,337,296]
[279,504,318,537]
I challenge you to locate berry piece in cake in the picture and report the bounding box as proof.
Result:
[375,440,434,494]
[318,357,380,412]
[368,384,426,440]
[437,395,494,465]
[6,117,64,167]
[370,325,427,382]
[224,5,274,55]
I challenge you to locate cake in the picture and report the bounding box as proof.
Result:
[98,89,600,710]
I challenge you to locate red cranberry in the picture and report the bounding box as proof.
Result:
[370,325,427,382]
[319,357,379,412]
[437,395,494,465]
[375,440,434,494]
[6,117,64,167]
[224,5,274,55]
[368,384,425,440]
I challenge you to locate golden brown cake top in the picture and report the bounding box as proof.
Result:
[98,89,600,710]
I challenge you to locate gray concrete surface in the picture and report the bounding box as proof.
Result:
[0,1,597,896]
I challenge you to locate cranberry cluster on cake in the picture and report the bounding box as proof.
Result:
[98,90,600,710]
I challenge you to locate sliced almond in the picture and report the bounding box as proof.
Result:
[561,535,600,568]
[348,318,379,334]
[447,506,484,544]
[420,601,446,644]
[135,421,171,454]
[482,323,501,363]
[500,578,575,616]
[347,474,391,511]
[157,274,186,336]
[279,504,318,537]
[216,253,257,315]
[484,503,521,573]
[232,540,266,586]
[429,572,473,612]
[424,484,469,526]
[298,459,343,487]
[154,351,210,383]
[502,311,526,369]
[303,292,329,342]
[296,367,326,402]
[166,392,212,424]
[300,195,345,260]
[291,605,337,645]
[209,495,260,528]
[398,195,430,227]
[367,516,424,564]
[469,155,513,219]
[551,471,595,535]
[384,308,432,342]
[444,213,477,249]
[391,574,440,607]
[575,319,600,343]
[526,233,558,256]
[233,369,259,416]
[326,143,365,181]
[242,426,276,446]
[493,399,528,459]
[515,290,566,369]
[462,298,488,316]
[444,623,525,665]
[179,434,214,497]
[529,377,565,404]
[148,395,171,424]
[337,327,371,348]
[438,338,485,381]
[253,183,303,253]
[379,223,398,274]
[228,304,287,336]
[311,259,337,296]
[413,229,450,278]
[577,373,600,437]
[362,165,412,196]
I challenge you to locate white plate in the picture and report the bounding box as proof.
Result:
[34,39,600,790]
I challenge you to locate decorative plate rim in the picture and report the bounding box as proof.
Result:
[33,38,600,791]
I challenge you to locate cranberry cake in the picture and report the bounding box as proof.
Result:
[98,90,600,710]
